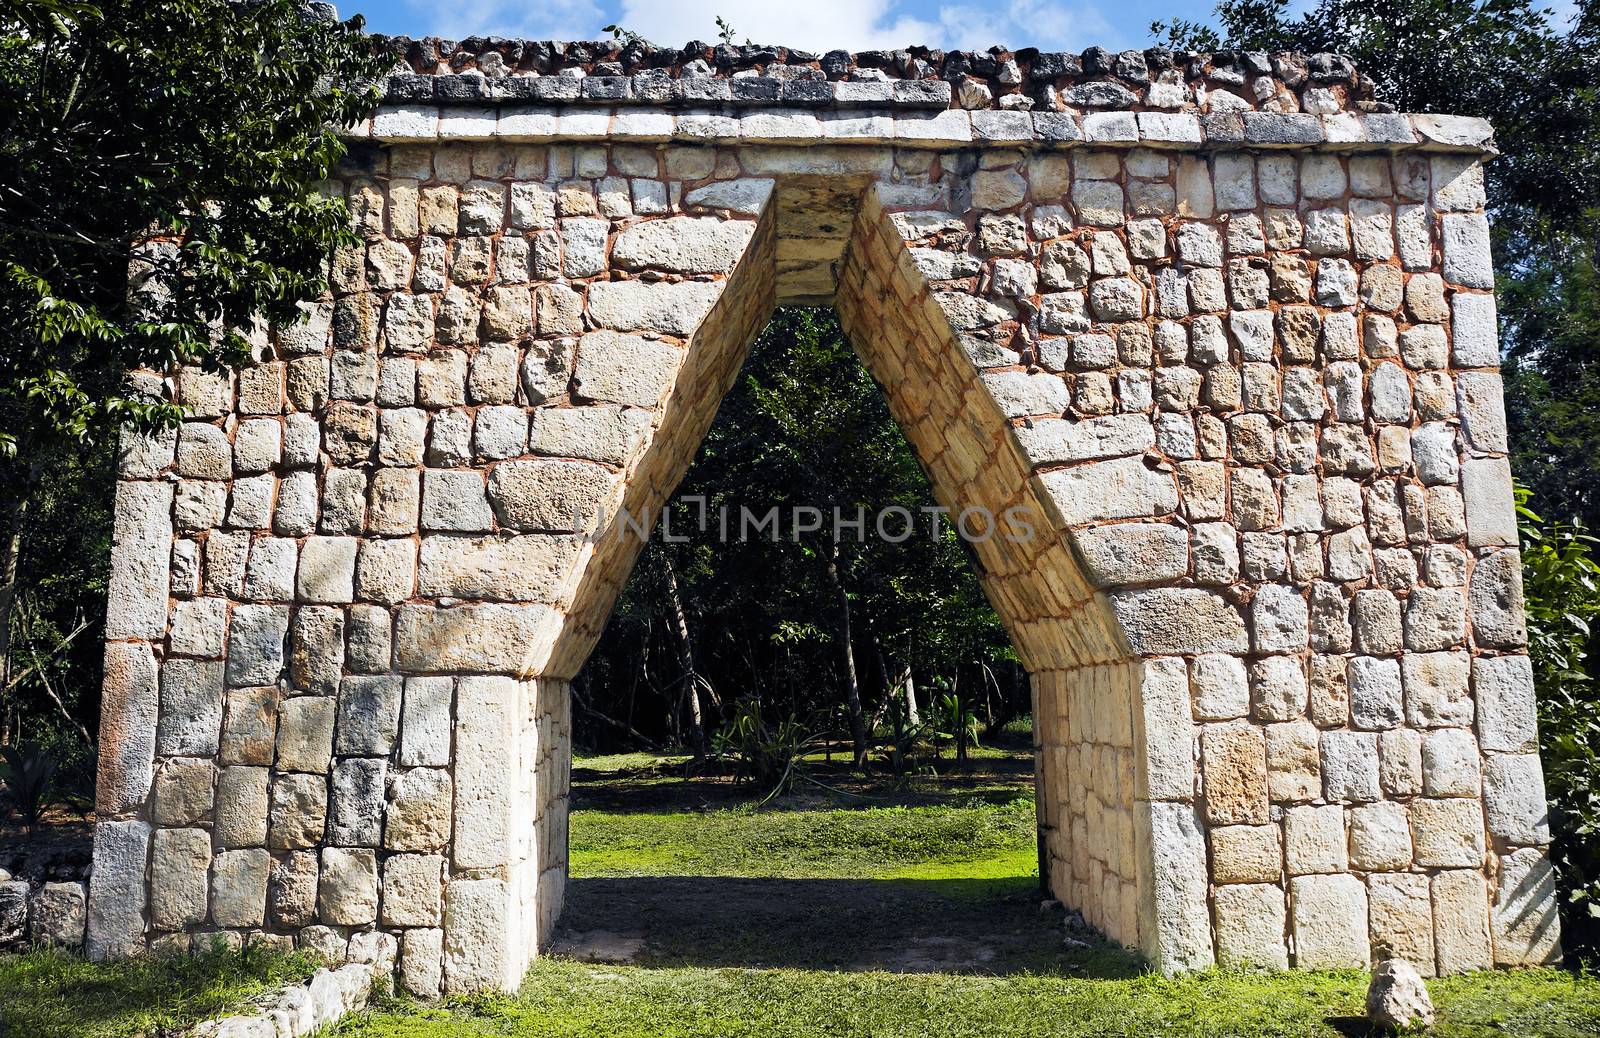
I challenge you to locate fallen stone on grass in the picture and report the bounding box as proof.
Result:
[1366,958,1435,1031]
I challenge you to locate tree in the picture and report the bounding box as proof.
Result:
[0,0,386,723]
[577,309,1021,767]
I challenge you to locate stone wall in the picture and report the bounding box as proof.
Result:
[88,44,1559,988]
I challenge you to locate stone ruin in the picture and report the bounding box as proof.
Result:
[86,39,1560,993]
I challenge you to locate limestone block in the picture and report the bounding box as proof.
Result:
[1469,550,1527,649]
[1070,523,1187,587]
[104,481,173,640]
[420,470,495,533]
[393,603,559,674]
[157,659,226,757]
[291,606,346,697]
[1462,458,1517,547]
[152,758,215,826]
[269,851,320,929]
[356,538,417,605]
[328,757,387,847]
[1432,869,1493,973]
[1411,798,1486,868]
[151,827,211,930]
[277,696,336,774]
[347,605,393,674]
[613,217,757,274]
[1210,824,1281,883]
[1137,657,1195,802]
[401,928,445,998]
[215,766,270,847]
[1190,654,1249,721]
[530,404,653,466]
[1109,588,1248,655]
[96,642,159,815]
[1290,873,1369,968]
[219,684,278,764]
[1421,728,1481,797]
[487,459,617,533]
[1202,724,1268,826]
[1493,848,1561,965]
[1251,585,1309,654]
[383,853,445,927]
[587,280,724,335]
[1322,730,1381,803]
[269,772,329,850]
[1265,721,1321,803]
[400,677,453,767]
[336,675,403,756]
[444,878,515,993]
[1369,873,1436,974]
[30,882,87,946]
[1285,804,1347,875]
[1136,801,1214,974]
[242,538,298,601]
[418,534,582,602]
[1213,883,1289,969]
[1474,655,1538,754]
[1403,652,1473,729]
[984,370,1069,417]
[86,819,150,960]
[226,605,290,689]
[1250,657,1307,722]
[1379,729,1425,798]
[1483,754,1551,845]
[1350,801,1413,872]
[1349,656,1403,730]
[319,848,379,926]
[385,767,454,852]
[212,848,270,928]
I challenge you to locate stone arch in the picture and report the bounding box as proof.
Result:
[86,43,1560,994]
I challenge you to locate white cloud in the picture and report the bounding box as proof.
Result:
[395,0,1124,55]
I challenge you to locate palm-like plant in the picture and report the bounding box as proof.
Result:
[0,742,57,831]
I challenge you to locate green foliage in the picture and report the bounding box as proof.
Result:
[0,0,386,456]
[711,698,818,796]
[1517,487,1600,949]
[0,741,56,828]
[579,308,1021,758]
[0,943,319,1038]
[0,0,387,752]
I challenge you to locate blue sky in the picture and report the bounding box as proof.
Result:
[347,0,1203,55]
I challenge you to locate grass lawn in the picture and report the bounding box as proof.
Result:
[332,744,1600,1038]
[6,742,1597,1037]
[0,943,319,1038]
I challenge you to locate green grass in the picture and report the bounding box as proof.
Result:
[569,797,1037,879]
[336,960,1600,1038]
[0,943,320,1038]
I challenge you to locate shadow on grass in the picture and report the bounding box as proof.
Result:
[552,875,1142,980]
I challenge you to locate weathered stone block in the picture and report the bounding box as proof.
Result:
[319,848,379,926]
[1290,874,1369,968]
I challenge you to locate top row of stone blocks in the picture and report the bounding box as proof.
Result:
[371,38,1409,121]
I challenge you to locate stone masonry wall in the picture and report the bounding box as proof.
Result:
[89,55,1558,989]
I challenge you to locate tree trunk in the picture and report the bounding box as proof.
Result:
[825,543,868,768]
[903,668,920,728]
[661,553,707,758]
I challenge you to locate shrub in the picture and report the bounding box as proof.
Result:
[1518,486,1600,956]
